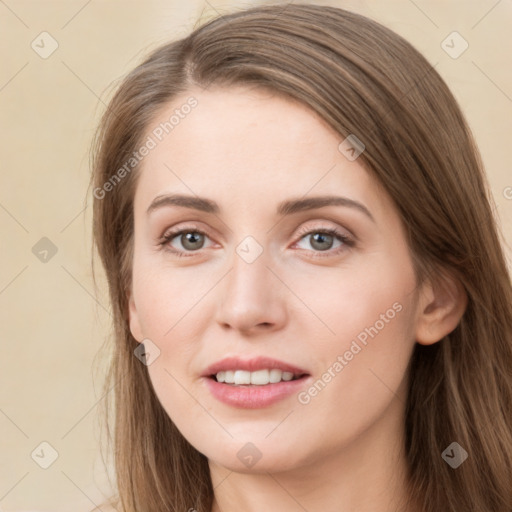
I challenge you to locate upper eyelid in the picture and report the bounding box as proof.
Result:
[295,222,352,237]
[161,220,350,238]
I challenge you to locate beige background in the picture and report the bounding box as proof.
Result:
[1,1,511,510]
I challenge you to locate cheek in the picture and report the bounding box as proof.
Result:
[132,262,215,339]
[298,300,415,454]
[295,254,417,425]
[291,249,417,395]
[292,249,416,353]
[132,266,211,433]
[131,264,216,409]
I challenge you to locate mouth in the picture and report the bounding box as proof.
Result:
[201,356,312,408]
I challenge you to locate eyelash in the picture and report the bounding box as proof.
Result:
[158,224,355,259]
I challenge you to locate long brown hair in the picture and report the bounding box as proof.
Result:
[89,3,512,511]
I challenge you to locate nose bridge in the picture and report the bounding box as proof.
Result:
[215,235,285,332]
[226,238,273,307]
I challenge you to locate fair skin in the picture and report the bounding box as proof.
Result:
[128,85,465,512]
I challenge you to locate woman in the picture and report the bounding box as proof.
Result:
[90,3,512,511]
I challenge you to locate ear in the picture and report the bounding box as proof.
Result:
[415,269,467,345]
[128,290,144,343]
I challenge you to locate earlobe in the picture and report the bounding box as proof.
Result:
[128,291,144,343]
[415,270,467,345]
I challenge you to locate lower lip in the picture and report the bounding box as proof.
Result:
[203,376,311,409]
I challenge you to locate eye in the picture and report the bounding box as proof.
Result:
[293,226,354,257]
[158,224,355,258]
[159,225,214,257]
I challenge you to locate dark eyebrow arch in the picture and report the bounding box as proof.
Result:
[146,193,375,222]
[147,194,220,215]
[277,195,374,222]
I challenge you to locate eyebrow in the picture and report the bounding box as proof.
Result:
[146,193,375,222]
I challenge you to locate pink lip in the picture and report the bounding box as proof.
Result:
[203,376,312,409]
[202,356,309,377]
[201,356,311,409]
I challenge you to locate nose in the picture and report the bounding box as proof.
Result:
[214,247,288,336]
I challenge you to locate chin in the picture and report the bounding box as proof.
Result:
[209,448,306,474]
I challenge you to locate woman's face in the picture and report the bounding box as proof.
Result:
[128,85,423,474]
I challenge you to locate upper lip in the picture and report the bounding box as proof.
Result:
[202,356,310,377]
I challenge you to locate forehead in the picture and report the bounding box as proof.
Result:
[133,85,382,216]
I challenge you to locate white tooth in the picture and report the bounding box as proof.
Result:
[218,369,298,385]
[269,369,283,383]
[234,370,251,385]
[250,369,270,385]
